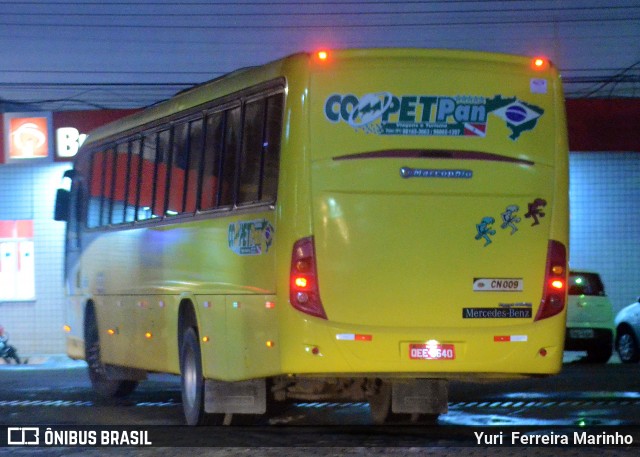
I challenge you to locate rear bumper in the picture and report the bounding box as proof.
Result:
[564,328,613,351]
[279,313,567,378]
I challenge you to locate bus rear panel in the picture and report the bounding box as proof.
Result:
[279,49,568,379]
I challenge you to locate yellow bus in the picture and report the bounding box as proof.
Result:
[55,48,569,425]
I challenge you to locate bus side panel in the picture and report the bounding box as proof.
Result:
[194,295,227,379]
[78,211,277,377]
[213,294,280,381]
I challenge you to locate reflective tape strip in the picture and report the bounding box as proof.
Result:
[494,335,528,342]
[336,333,372,341]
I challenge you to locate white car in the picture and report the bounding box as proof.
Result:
[615,298,640,363]
[565,271,615,363]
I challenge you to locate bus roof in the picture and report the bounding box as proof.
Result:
[79,48,555,148]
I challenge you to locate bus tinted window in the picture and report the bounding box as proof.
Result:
[238,98,266,205]
[83,84,283,227]
[125,139,141,223]
[154,129,171,217]
[201,111,224,211]
[168,123,188,216]
[261,93,283,203]
[220,106,241,207]
[111,142,129,225]
[138,132,157,221]
[87,150,105,228]
[185,119,204,213]
[101,148,115,226]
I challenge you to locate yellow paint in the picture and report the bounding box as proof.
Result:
[64,49,568,383]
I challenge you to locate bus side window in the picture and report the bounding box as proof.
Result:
[201,111,225,210]
[185,119,203,213]
[101,148,115,226]
[125,139,141,223]
[154,129,171,217]
[138,132,157,221]
[167,123,188,216]
[111,142,129,225]
[87,150,105,228]
[220,106,241,207]
[67,179,82,248]
[261,93,284,203]
[238,98,266,205]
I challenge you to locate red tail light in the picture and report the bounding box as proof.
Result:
[535,240,567,321]
[290,237,327,319]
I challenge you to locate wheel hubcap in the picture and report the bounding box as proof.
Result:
[618,334,636,360]
[183,345,197,408]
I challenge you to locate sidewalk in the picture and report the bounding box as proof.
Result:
[0,354,86,369]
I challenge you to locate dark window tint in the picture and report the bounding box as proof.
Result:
[201,111,225,210]
[238,99,266,205]
[569,272,605,296]
[220,106,241,206]
[138,132,157,221]
[101,148,115,226]
[153,129,171,217]
[185,119,203,213]
[125,139,141,223]
[167,123,188,215]
[111,142,129,224]
[261,93,284,202]
[87,150,105,228]
[84,84,284,227]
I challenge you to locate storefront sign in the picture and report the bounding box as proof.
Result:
[56,127,88,158]
[2,112,53,162]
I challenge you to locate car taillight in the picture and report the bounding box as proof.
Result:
[290,237,327,319]
[535,240,567,321]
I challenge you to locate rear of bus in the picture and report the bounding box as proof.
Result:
[282,49,568,379]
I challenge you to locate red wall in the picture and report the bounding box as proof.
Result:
[566,99,640,152]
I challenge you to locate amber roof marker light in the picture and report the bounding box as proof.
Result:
[317,50,329,61]
[532,57,550,71]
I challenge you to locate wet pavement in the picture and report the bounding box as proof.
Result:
[0,352,638,455]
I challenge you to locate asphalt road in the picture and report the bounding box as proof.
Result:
[0,353,639,455]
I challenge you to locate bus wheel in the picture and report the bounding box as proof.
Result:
[180,327,222,426]
[84,307,138,398]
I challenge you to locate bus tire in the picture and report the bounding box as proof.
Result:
[84,306,138,398]
[180,326,223,426]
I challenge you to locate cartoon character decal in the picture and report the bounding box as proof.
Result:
[524,198,547,226]
[474,198,546,247]
[500,205,521,234]
[475,217,496,247]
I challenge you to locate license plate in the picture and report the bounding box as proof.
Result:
[409,343,456,360]
[569,328,595,339]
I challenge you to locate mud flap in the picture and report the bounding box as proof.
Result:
[204,379,266,414]
[391,379,449,415]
